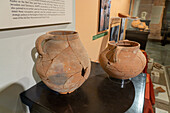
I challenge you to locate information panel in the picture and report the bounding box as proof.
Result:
[0,0,72,29]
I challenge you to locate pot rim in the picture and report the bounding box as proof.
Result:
[47,31,77,35]
[108,40,140,49]
[46,31,79,40]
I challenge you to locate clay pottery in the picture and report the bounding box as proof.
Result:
[99,40,146,79]
[35,31,91,94]
[131,20,149,31]
[141,22,149,31]
[142,22,147,28]
[118,13,129,18]
[138,22,147,31]
[118,13,138,19]
[131,19,141,28]
[138,24,145,31]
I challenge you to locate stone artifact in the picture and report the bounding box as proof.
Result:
[99,40,146,79]
[35,31,91,94]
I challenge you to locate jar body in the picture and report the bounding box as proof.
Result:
[99,40,146,79]
[36,31,91,94]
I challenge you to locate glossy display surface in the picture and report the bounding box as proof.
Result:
[20,73,146,113]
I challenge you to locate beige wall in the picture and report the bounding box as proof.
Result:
[76,0,131,61]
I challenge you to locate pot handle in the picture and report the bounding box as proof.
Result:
[113,47,123,63]
[35,34,52,56]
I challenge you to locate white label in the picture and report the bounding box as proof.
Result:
[0,0,72,29]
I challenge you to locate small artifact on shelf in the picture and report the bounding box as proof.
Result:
[118,13,138,19]
[148,58,154,70]
[35,31,91,94]
[153,83,169,105]
[155,87,166,93]
[118,13,129,18]
[118,13,149,31]
[153,62,164,75]
[131,19,141,28]
[153,62,163,70]
[131,19,149,31]
[151,71,160,83]
[99,40,146,80]
[155,86,166,96]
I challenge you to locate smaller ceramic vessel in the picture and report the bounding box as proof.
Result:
[99,40,146,79]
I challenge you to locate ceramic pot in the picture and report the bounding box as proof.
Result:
[131,20,149,31]
[138,24,145,31]
[35,31,91,94]
[131,19,141,28]
[99,40,146,79]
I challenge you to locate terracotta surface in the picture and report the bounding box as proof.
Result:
[131,19,149,31]
[131,19,141,28]
[99,40,146,79]
[118,13,129,18]
[35,31,91,94]
[118,13,138,19]
[117,13,146,31]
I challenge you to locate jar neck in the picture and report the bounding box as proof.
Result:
[46,31,79,41]
[108,40,140,51]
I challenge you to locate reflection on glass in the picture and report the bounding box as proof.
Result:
[109,25,119,42]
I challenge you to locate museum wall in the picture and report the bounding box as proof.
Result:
[0,0,75,113]
[76,0,131,61]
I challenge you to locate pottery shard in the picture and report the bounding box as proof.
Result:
[113,51,145,78]
[43,46,89,93]
[83,67,91,80]
[48,72,67,85]
[106,63,124,77]
[42,60,52,76]
[36,57,46,79]
[42,78,64,92]
[43,39,69,60]
[63,72,85,92]
[156,87,166,93]
[68,37,91,69]
[46,47,82,77]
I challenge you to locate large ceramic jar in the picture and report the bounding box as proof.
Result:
[99,40,146,79]
[35,31,91,94]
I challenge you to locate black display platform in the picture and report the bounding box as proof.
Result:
[20,72,146,113]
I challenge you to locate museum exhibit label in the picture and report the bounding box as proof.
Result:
[0,0,72,29]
